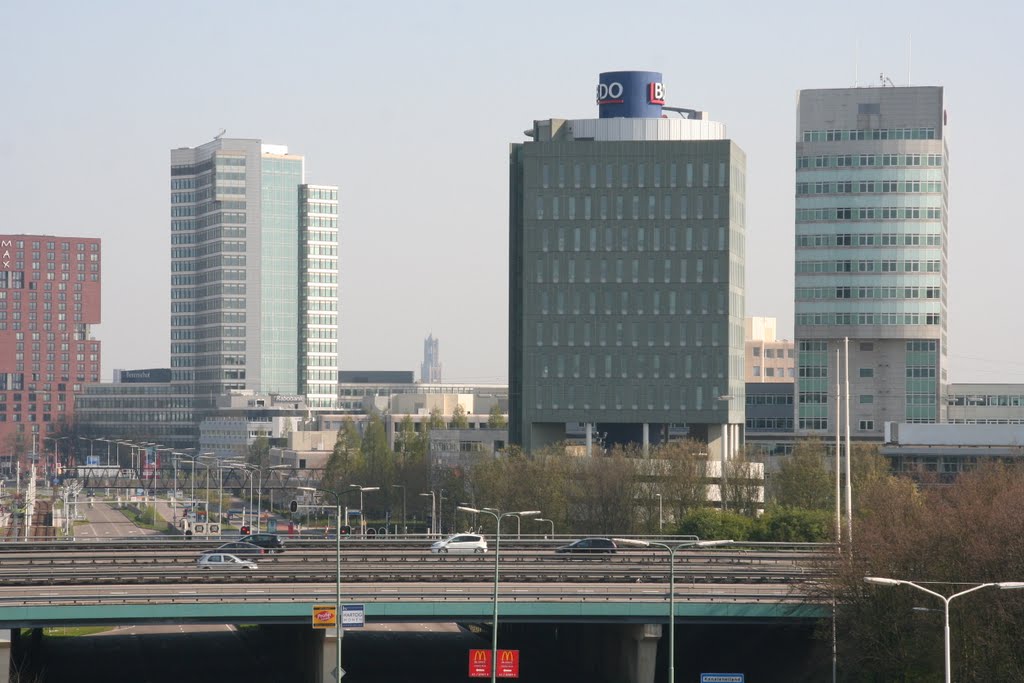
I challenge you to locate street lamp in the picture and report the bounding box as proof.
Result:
[655,493,663,532]
[349,484,379,535]
[864,577,1024,683]
[418,491,436,537]
[267,464,293,519]
[391,484,407,534]
[458,506,540,683]
[534,518,554,539]
[298,487,347,682]
[43,436,70,478]
[619,538,734,683]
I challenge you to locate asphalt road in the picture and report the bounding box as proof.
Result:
[75,501,156,538]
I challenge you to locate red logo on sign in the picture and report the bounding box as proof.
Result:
[469,650,519,678]
[315,611,333,622]
[469,649,491,677]
[498,650,520,678]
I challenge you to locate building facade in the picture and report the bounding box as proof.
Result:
[76,368,193,450]
[745,317,795,383]
[170,138,340,435]
[794,86,948,439]
[510,71,747,457]
[0,234,101,472]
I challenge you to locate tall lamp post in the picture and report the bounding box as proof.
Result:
[534,518,555,539]
[620,538,733,683]
[655,493,663,532]
[349,484,379,535]
[391,484,406,534]
[864,577,1024,683]
[458,506,540,683]
[298,487,349,682]
[419,491,436,536]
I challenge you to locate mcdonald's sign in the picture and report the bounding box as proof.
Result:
[468,649,519,678]
[497,649,520,678]
[469,649,491,677]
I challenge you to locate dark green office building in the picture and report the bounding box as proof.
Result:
[509,72,747,457]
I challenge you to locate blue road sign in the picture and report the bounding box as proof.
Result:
[701,675,745,683]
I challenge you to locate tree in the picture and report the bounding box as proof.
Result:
[322,418,363,492]
[823,464,1024,681]
[487,404,507,430]
[450,404,469,429]
[247,435,271,471]
[770,439,834,510]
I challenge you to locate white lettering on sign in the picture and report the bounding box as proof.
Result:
[596,81,624,103]
[1,241,10,269]
[648,82,665,104]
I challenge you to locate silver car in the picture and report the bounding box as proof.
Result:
[197,553,257,570]
[430,533,488,554]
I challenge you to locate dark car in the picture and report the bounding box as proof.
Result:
[201,541,266,557]
[238,533,285,554]
[555,538,618,554]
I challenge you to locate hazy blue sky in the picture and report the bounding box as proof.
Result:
[2,1,1022,384]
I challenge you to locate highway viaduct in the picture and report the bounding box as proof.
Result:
[0,539,828,682]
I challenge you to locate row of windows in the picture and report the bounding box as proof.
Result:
[949,394,1024,407]
[746,393,794,405]
[2,242,97,252]
[796,153,943,168]
[302,187,338,201]
[534,192,725,222]
[536,350,729,382]
[796,207,943,221]
[796,259,942,273]
[746,418,794,431]
[796,180,942,195]
[797,286,941,300]
[536,255,729,285]
[801,127,936,142]
[750,347,794,358]
[535,320,732,348]
[797,232,941,247]
[533,383,727,412]
[303,202,337,215]
[538,288,726,316]
[751,366,794,378]
[798,418,878,431]
[797,312,941,326]
[539,160,728,190]
[537,224,731,253]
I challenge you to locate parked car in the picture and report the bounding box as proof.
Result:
[555,538,618,554]
[200,541,266,557]
[197,553,257,570]
[430,533,488,554]
[238,533,285,554]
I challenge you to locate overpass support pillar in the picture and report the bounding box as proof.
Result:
[619,623,661,683]
[0,629,10,683]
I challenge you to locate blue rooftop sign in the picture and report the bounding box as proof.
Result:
[596,71,664,119]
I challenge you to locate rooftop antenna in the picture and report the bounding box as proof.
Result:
[879,73,895,88]
[854,38,859,87]
[214,128,226,140]
[907,33,912,85]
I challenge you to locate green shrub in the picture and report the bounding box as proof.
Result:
[676,508,754,541]
[751,506,833,542]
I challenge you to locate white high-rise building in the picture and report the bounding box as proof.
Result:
[170,137,340,437]
[794,87,948,438]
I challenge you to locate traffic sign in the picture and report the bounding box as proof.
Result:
[469,649,490,677]
[312,604,337,629]
[332,665,345,680]
[701,675,744,683]
[342,604,365,628]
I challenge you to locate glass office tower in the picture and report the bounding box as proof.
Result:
[170,138,339,434]
[794,87,948,438]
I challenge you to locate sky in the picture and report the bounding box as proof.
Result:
[1,0,1023,385]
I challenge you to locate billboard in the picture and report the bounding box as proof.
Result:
[597,71,664,119]
[118,368,172,383]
